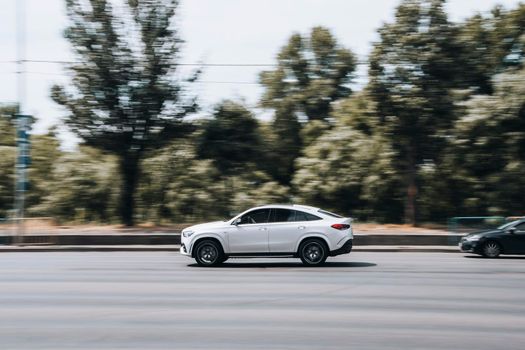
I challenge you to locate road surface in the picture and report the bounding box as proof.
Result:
[1,251,524,349]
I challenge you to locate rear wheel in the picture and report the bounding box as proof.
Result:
[299,239,328,266]
[481,241,501,258]
[194,240,224,266]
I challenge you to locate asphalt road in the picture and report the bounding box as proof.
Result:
[1,252,524,350]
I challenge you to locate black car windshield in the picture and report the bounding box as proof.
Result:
[497,220,522,230]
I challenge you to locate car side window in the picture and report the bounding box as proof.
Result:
[514,222,525,233]
[270,209,296,222]
[295,210,322,221]
[268,209,323,222]
[239,209,271,225]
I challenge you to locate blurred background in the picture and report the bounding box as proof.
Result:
[0,0,524,228]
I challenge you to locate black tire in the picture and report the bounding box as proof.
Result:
[194,240,224,266]
[298,238,328,266]
[481,241,501,258]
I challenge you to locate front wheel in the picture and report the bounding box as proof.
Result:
[299,239,328,266]
[481,241,501,258]
[194,240,224,266]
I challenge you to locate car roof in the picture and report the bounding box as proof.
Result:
[254,204,320,212]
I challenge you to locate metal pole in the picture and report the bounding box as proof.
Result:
[14,0,26,244]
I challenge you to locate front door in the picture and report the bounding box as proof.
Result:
[504,222,525,254]
[228,209,271,253]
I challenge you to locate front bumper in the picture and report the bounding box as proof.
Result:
[459,239,480,253]
[180,242,191,256]
[330,239,353,256]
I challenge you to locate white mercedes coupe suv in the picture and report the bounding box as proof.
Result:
[180,204,353,266]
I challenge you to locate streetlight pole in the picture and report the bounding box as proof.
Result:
[14,0,28,245]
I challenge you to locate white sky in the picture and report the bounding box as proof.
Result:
[0,0,522,146]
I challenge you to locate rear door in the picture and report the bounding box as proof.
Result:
[268,209,321,253]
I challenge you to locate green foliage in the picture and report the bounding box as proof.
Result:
[26,130,62,211]
[263,101,303,185]
[293,93,403,222]
[443,66,525,216]
[260,26,356,121]
[31,146,120,223]
[197,101,261,176]
[138,133,290,223]
[457,4,525,93]
[0,106,17,219]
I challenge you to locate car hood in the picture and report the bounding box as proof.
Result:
[183,220,229,232]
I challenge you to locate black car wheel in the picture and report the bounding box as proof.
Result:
[194,240,224,266]
[481,241,501,258]
[299,239,328,266]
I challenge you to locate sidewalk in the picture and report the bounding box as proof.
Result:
[0,232,463,246]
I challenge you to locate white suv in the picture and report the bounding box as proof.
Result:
[180,204,353,266]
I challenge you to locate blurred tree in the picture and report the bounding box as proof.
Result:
[292,93,403,222]
[26,129,62,211]
[195,101,263,216]
[138,131,290,223]
[31,146,119,223]
[368,0,462,225]
[260,26,357,121]
[444,66,525,216]
[196,101,261,176]
[259,26,357,185]
[457,4,525,94]
[52,0,197,226]
[263,101,303,185]
[0,105,17,219]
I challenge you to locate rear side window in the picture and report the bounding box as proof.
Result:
[296,210,322,221]
[318,209,343,218]
[270,209,322,222]
[270,209,295,222]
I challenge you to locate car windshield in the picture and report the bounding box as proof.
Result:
[497,220,521,230]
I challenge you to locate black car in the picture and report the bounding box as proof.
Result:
[460,219,525,258]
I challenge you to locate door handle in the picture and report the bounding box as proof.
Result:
[298,226,306,230]
[259,227,268,231]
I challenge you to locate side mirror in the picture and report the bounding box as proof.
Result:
[232,218,241,226]
[507,227,516,234]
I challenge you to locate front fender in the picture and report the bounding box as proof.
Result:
[189,232,228,256]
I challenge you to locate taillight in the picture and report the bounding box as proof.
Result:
[331,224,350,230]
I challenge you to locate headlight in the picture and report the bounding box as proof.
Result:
[465,234,481,241]
[182,230,194,238]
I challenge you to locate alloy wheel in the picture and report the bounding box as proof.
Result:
[483,241,501,258]
[197,243,218,264]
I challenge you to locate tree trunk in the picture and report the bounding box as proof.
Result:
[119,155,140,227]
[404,158,418,226]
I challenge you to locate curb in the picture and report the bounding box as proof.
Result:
[0,245,460,253]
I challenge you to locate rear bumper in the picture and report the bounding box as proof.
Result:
[330,239,353,257]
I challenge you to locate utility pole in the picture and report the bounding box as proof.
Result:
[14,0,30,245]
